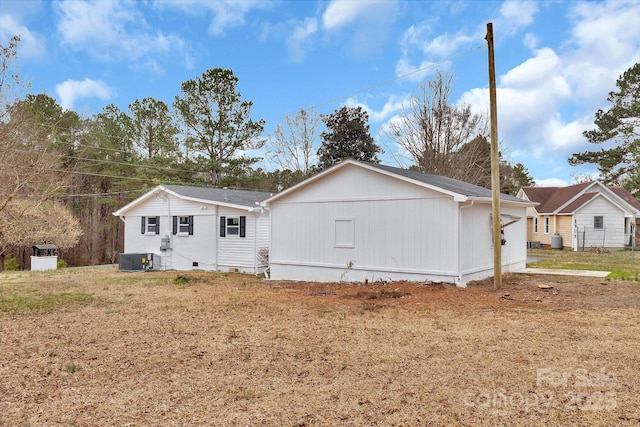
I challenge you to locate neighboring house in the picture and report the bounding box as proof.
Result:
[113,185,271,273]
[517,182,640,250]
[262,160,535,287]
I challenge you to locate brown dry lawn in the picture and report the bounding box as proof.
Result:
[1,268,640,426]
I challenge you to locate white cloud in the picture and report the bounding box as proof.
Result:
[370,97,407,123]
[154,0,272,36]
[55,78,113,110]
[498,0,539,35]
[322,0,370,30]
[396,21,478,82]
[535,177,570,187]
[423,32,476,57]
[563,0,640,102]
[0,15,46,60]
[320,0,398,58]
[459,46,576,167]
[55,0,184,67]
[501,47,566,89]
[523,33,538,50]
[286,18,318,63]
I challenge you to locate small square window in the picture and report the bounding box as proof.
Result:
[594,216,604,230]
[335,217,355,248]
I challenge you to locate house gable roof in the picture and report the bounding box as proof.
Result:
[610,186,640,211]
[521,181,640,216]
[366,162,526,202]
[113,185,271,216]
[263,159,533,205]
[521,181,593,213]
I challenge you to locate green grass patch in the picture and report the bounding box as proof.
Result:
[0,292,96,314]
[527,248,640,281]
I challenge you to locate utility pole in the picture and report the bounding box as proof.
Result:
[486,22,501,290]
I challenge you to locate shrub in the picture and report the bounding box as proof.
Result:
[4,255,18,271]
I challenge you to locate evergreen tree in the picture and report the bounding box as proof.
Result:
[173,68,265,185]
[569,63,640,197]
[316,106,381,170]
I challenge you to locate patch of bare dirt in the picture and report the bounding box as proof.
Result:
[275,273,640,313]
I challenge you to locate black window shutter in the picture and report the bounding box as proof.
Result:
[172,216,177,235]
[188,216,194,235]
[155,216,160,234]
[240,215,246,238]
[220,216,226,237]
[141,217,146,234]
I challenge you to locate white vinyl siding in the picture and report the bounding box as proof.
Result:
[269,166,460,280]
[574,196,625,248]
[267,162,529,285]
[121,191,269,273]
[217,208,255,271]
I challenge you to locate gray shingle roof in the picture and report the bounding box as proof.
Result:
[366,162,527,203]
[163,185,271,207]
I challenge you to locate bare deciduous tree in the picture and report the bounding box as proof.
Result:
[1,200,81,250]
[385,70,489,185]
[0,36,80,269]
[268,108,320,175]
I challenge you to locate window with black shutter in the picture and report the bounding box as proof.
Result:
[142,216,159,234]
[173,216,194,235]
[219,216,246,237]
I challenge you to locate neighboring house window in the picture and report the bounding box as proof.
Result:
[335,217,355,248]
[172,216,194,235]
[533,217,538,233]
[544,216,550,234]
[219,216,246,238]
[594,216,604,230]
[141,216,160,235]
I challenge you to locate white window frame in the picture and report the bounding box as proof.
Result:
[145,216,158,235]
[533,217,538,234]
[544,216,550,234]
[177,216,191,235]
[226,216,240,236]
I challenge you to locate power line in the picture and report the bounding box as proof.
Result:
[1,43,487,187]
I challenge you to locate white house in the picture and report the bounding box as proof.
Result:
[518,181,640,250]
[113,185,270,273]
[262,160,536,286]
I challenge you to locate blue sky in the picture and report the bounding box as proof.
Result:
[2,0,639,187]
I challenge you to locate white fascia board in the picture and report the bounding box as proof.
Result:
[465,196,537,208]
[112,185,164,216]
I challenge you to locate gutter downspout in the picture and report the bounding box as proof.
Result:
[251,206,264,275]
[214,205,218,271]
[458,200,475,286]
